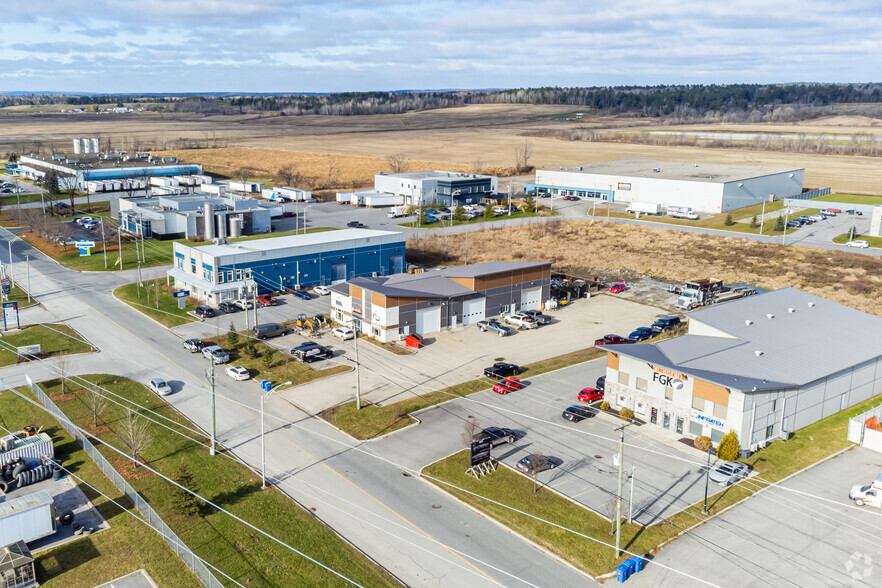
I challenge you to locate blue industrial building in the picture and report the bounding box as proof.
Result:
[168,229,407,305]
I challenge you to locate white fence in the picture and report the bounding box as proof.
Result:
[847,404,882,453]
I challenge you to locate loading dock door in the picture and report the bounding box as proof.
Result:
[331,262,347,283]
[415,306,441,335]
[521,286,542,311]
[462,297,485,325]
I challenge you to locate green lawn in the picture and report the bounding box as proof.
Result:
[424,388,882,577]
[812,193,882,205]
[0,387,202,588]
[4,284,39,309]
[34,375,398,587]
[322,346,606,440]
[833,233,882,248]
[603,200,822,236]
[0,324,92,366]
[114,279,198,328]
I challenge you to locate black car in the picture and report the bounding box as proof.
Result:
[785,220,801,228]
[596,376,606,391]
[473,427,516,447]
[291,342,332,363]
[218,301,237,313]
[183,339,205,353]
[651,316,681,333]
[484,362,520,379]
[195,305,215,318]
[562,405,596,422]
[346,221,365,228]
[522,310,552,325]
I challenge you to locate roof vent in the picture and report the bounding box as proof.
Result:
[808,302,816,308]
[766,314,775,319]
[755,350,764,357]
[745,319,753,326]
[787,307,796,313]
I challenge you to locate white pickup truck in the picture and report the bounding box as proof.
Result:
[850,474,882,507]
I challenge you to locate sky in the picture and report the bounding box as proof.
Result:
[0,0,880,93]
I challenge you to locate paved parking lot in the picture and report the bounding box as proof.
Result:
[371,358,719,526]
[629,446,882,587]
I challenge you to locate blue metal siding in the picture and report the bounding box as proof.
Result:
[82,164,202,181]
[218,241,406,293]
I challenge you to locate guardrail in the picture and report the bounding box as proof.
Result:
[30,380,223,588]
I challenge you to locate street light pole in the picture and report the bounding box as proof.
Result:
[702,445,711,514]
[760,201,766,235]
[614,421,634,558]
[25,255,30,304]
[206,355,216,456]
[628,466,635,523]
[782,208,792,245]
[261,380,292,489]
[352,315,362,410]
[8,241,13,286]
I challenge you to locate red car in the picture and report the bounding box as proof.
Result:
[595,335,630,346]
[256,294,277,306]
[609,283,627,294]
[577,388,604,403]
[493,377,522,395]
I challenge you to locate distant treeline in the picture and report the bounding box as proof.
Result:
[3,84,882,118]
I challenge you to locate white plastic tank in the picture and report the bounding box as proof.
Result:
[230,216,243,238]
[204,204,215,239]
[81,137,91,154]
[72,138,81,154]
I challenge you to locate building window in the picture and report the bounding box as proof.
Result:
[236,269,243,280]
[665,387,673,401]
[618,372,630,386]
[676,417,684,433]
[191,261,196,274]
[711,428,724,444]
[689,421,703,437]
[766,424,775,439]
[227,270,234,282]
[177,257,184,270]
[769,399,777,414]
[713,403,727,420]
[245,269,252,279]
[692,397,705,411]
[218,273,225,283]
[635,377,647,392]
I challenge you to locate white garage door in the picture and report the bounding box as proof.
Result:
[415,306,441,335]
[521,286,542,311]
[462,297,485,325]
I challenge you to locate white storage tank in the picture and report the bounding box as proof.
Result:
[90,137,99,153]
[216,214,227,239]
[204,204,215,239]
[72,138,82,154]
[229,216,243,238]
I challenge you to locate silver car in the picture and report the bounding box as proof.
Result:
[148,378,172,396]
[708,461,750,486]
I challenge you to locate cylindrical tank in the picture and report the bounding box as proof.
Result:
[217,214,227,239]
[91,137,99,153]
[204,204,215,239]
[81,137,91,154]
[72,139,81,154]
[230,216,243,238]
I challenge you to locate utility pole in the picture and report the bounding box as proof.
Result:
[614,421,634,558]
[137,261,142,297]
[206,355,216,456]
[252,281,258,328]
[628,466,635,523]
[25,255,30,304]
[702,445,711,514]
[117,227,123,271]
[507,183,512,217]
[243,284,250,334]
[782,208,792,245]
[100,218,107,269]
[352,314,362,410]
[8,241,13,286]
[759,200,766,235]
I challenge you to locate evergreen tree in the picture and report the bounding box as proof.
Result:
[774,216,785,231]
[749,215,759,228]
[226,322,239,349]
[484,205,496,219]
[724,214,735,226]
[453,203,465,222]
[523,194,536,213]
[717,429,741,461]
[170,463,201,517]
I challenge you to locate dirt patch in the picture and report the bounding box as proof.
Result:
[407,220,882,316]
[109,456,153,481]
[49,389,83,403]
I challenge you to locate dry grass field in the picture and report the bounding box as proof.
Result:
[407,220,882,317]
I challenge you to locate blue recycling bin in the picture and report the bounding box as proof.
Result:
[632,556,645,573]
[623,558,635,575]
[260,379,269,391]
[616,564,629,583]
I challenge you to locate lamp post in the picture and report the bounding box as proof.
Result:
[782,208,792,245]
[303,206,311,234]
[614,420,634,558]
[261,380,293,489]
[702,445,712,515]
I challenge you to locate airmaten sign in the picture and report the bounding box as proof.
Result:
[172,291,191,298]
[617,182,631,191]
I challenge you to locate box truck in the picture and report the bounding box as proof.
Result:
[386,206,410,218]
[625,202,661,215]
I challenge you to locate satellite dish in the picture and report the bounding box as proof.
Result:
[672,379,684,390]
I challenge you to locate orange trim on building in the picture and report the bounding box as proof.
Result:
[607,351,619,370]
[693,379,729,407]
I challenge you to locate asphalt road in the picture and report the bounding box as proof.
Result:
[0,225,594,587]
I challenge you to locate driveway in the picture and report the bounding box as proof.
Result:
[372,358,720,526]
[629,446,882,587]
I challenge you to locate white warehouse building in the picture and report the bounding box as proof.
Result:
[534,160,805,213]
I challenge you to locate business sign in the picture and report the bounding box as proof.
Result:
[16,344,40,355]
[691,410,725,429]
[634,401,647,416]
[172,290,191,298]
[75,240,96,248]
[470,440,491,467]
[0,278,10,296]
[651,366,688,388]
[2,300,19,331]
[617,182,632,191]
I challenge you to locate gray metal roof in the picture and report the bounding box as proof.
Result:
[605,288,882,392]
[435,261,551,278]
[0,490,53,519]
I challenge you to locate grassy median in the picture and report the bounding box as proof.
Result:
[833,233,882,248]
[0,323,92,366]
[114,278,198,328]
[423,387,882,577]
[32,375,398,587]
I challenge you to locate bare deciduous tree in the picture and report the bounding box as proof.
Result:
[84,390,109,428]
[118,409,152,467]
[57,355,71,396]
[460,415,482,447]
[276,164,301,187]
[526,452,550,493]
[385,153,407,174]
[325,156,338,189]
[514,141,534,173]
[234,166,256,190]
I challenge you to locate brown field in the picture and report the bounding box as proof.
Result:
[407,220,882,317]
[3,103,881,194]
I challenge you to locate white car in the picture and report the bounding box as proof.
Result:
[503,313,538,329]
[846,240,869,248]
[76,216,93,225]
[234,298,253,310]
[225,366,251,381]
[332,327,355,340]
[313,285,331,296]
[148,377,172,396]
[493,206,507,214]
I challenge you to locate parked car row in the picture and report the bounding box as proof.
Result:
[596,315,682,346]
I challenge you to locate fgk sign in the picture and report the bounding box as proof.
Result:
[652,366,687,388]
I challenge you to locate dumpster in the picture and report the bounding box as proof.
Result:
[616,564,629,583]
[405,334,423,349]
[632,556,645,572]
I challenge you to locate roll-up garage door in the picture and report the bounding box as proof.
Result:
[462,297,485,325]
[520,286,542,311]
[415,306,441,335]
